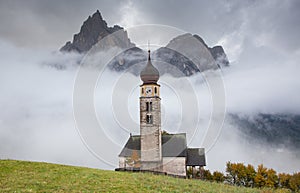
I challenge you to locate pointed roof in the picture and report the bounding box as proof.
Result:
[140,50,159,84]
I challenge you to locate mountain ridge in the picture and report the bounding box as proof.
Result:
[229,113,300,150]
[60,10,229,76]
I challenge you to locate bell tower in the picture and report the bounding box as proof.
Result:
[140,50,162,171]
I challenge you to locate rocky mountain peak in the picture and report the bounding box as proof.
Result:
[168,33,229,68]
[192,34,209,48]
[166,33,208,49]
[153,33,229,76]
[60,10,134,53]
[60,11,229,76]
[83,9,107,30]
[93,10,102,19]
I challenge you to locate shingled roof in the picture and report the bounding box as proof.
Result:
[119,134,206,167]
[119,135,141,157]
[162,133,187,157]
[186,148,206,166]
[119,133,187,157]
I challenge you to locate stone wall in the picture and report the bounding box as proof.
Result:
[140,96,162,162]
[163,157,186,176]
[140,161,162,171]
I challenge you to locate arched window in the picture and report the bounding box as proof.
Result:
[146,115,153,124]
[154,87,157,94]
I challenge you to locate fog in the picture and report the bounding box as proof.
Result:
[0,38,300,173]
[0,40,104,168]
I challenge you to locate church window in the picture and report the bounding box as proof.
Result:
[142,88,144,94]
[154,87,157,94]
[146,102,152,112]
[146,115,153,124]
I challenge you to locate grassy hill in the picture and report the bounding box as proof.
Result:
[0,160,289,193]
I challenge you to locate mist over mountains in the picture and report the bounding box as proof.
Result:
[1,6,299,174]
[58,10,300,151]
[60,10,229,76]
[229,113,300,150]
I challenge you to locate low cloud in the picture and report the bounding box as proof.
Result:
[0,39,299,174]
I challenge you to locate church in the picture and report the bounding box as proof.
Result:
[118,50,206,177]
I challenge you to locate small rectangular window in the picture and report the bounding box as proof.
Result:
[146,115,153,124]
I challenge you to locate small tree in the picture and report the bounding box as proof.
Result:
[225,162,248,186]
[235,163,248,186]
[213,171,225,183]
[225,162,236,185]
[265,168,278,188]
[278,173,291,189]
[245,164,256,188]
[203,169,213,181]
[254,164,268,188]
[289,172,300,192]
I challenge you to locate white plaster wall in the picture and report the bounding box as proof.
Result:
[163,157,186,176]
[119,157,126,168]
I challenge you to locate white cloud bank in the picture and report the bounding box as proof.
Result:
[0,39,299,173]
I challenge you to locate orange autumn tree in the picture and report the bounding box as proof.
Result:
[225,162,256,187]
[289,172,300,192]
[254,164,268,188]
[278,173,291,189]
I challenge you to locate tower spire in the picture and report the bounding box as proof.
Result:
[148,40,151,61]
[148,49,151,61]
[140,44,159,84]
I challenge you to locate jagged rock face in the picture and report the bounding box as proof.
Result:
[109,33,230,77]
[60,10,134,53]
[153,47,200,76]
[154,33,216,76]
[209,46,229,67]
[152,33,229,76]
[192,34,229,67]
[60,11,229,76]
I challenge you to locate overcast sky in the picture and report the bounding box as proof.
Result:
[0,0,299,61]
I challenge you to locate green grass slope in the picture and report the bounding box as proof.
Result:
[0,160,289,193]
